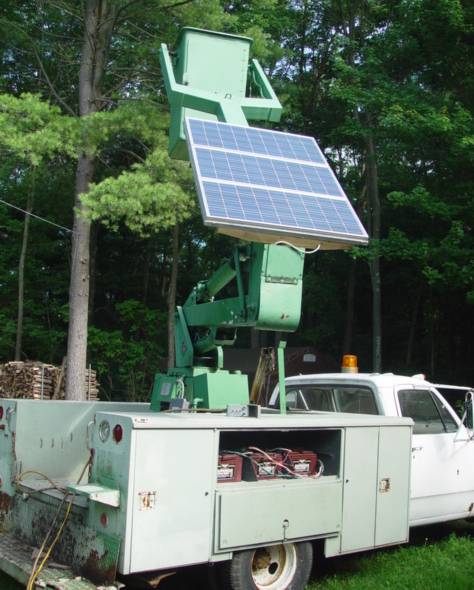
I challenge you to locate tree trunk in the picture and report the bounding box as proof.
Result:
[342,258,356,355]
[167,225,180,369]
[405,284,422,368]
[429,300,438,378]
[366,127,382,373]
[15,190,34,361]
[65,0,117,400]
[88,221,98,323]
[143,240,151,305]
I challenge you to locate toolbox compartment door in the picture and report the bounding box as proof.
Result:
[215,479,342,551]
[129,429,216,572]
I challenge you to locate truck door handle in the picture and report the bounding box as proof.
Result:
[412,446,423,452]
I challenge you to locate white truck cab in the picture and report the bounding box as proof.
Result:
[269,372,474,526]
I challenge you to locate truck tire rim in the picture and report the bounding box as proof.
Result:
[251,544,297,589]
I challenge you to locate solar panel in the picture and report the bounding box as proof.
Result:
[185,118,368,248]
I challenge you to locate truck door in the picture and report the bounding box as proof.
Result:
[396,386,474,525]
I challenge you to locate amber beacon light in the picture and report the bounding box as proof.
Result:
[341,354,358,373]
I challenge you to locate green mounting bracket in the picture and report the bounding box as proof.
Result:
[160,27,282,160]
[278,340,287,415]
[68,484,120,508]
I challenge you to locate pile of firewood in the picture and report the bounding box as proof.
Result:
[0,361,99,401]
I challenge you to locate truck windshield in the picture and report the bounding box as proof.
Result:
[283,385,378,414]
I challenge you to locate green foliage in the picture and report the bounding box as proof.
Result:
[0,93,78,164]
[83,142,195,235]
[88,299,167,401]
[388,187,455,221]
[79,104,170,154]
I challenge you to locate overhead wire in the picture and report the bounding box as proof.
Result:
[0,198,73,233]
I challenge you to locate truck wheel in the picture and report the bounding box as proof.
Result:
[224,542,313,590]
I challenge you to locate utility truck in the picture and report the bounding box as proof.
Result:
[0,27,449,590]
[268,359,474,527]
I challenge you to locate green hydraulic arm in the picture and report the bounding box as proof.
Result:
[174,242,304,365]
[151,28,304,411]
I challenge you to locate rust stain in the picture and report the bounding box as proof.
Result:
[30,505,83,566]
[11,431,17,460]
[0,492,12,527]
[0,492,11,513]
[81,548,116,585]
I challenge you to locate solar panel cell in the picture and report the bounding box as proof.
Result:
[188,118,325,164]
[186,118,368,247]
[202,182,364,236]
[195,148,343,196]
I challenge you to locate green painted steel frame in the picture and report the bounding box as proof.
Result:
[160,27,282,160]
[155,27,303,411]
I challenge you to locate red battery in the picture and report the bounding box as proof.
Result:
[217,453,243,483]
[284,450,317,477]
[243,452,283,480]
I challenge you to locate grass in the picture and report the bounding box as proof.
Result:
[309,533,474,590]
[0,521,473,589]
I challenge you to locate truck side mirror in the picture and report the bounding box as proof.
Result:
[463,390,474,433]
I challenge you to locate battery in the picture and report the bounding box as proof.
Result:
[284,450,317,477]
[217,453,243,483]
[242,452,283,481]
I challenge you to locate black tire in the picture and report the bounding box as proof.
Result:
[222,541,313,590]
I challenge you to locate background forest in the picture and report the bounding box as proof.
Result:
[0,0,473,401]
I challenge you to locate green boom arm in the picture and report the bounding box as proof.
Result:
[174,242,305,368]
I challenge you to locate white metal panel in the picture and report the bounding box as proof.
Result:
[394,386,474,524]
[375,426,411,545]
[129,429,216,572]
[340,427,378,552]
[99,410,412,430]
[410,491,474,526]
[216,479,342,550]
[408,431,474,523]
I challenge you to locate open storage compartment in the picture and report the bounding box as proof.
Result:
[217,428,342,483]
[214,428,344,551]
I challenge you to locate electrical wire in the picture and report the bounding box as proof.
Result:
[221,447,324,479]
[222,447,306,479]
[275,240,321,255]
[248,445,305,478]
[26,494,74,590]
[0,197,73,233]
[16,470,68,494]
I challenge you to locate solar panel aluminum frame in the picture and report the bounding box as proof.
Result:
[185,117,369,249]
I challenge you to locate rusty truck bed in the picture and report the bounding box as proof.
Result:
[0,531,120,590]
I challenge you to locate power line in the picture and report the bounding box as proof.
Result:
[0,198,73,233]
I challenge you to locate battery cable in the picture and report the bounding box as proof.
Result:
[275,240,321,255]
